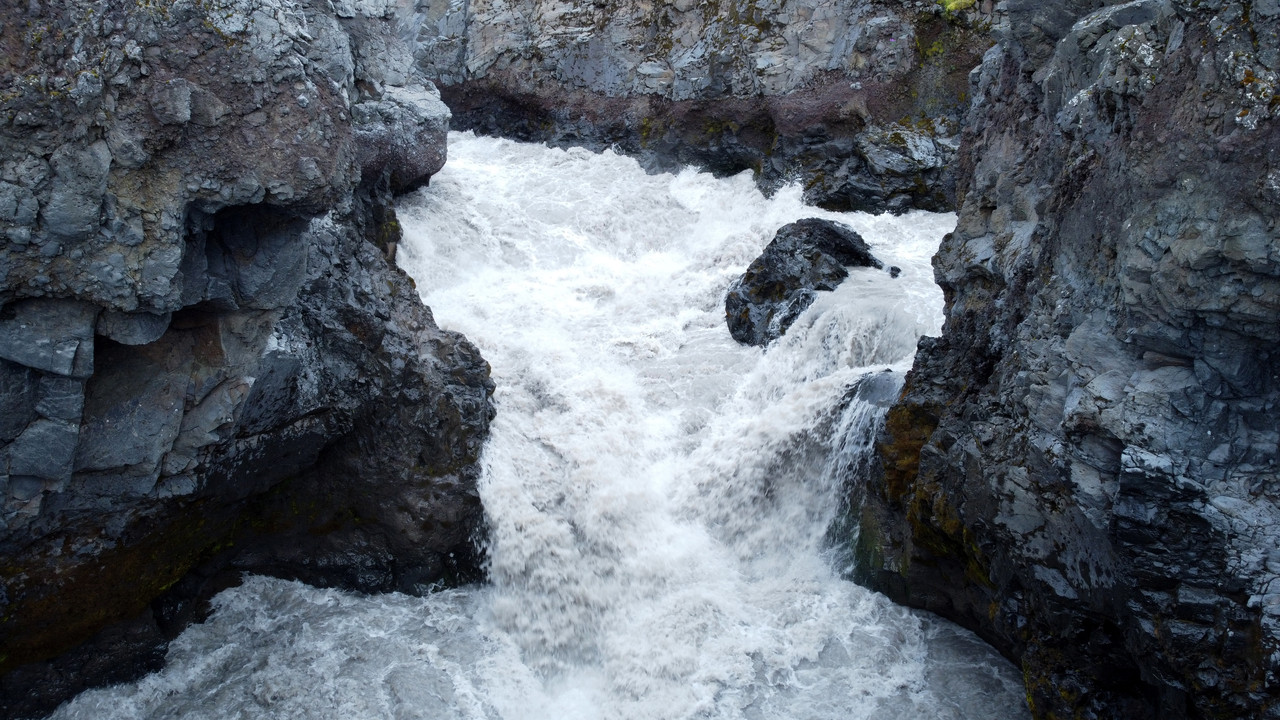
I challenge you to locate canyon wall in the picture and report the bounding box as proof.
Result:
[410,0,994,213]
[5,0,1277,717]
[0,1,492,716]
[861,0,1280,717]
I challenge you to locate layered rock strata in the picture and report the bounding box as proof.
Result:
[413,0,994,213]
[726,217,884,346]
[0,1,492,716]
[861,0,1280,717]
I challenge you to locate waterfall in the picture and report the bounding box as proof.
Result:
[49,133,1026,720]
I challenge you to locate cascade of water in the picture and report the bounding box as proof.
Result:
[48,133,1026,720]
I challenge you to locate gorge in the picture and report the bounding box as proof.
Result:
[45,129,1030,720]
[0,0,1277,718]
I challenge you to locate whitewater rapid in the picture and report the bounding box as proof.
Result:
[49,133,1027,720]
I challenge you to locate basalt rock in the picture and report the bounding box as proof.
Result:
[726,218,883,346]
[413,0,995,213]
[0,1,491,717]
[860,0,1280,717]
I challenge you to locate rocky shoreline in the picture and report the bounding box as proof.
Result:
[858,0,1280,717]
[0,1,492,716]
[416,0,993,213]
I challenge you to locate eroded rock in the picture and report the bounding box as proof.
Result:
[860,1,1280,717]
[0,299,98,378]
[352,85,450,193]
[726,218,883,346]
[0,1,489,716]
[97,311,172,346]
[416,0,995,213]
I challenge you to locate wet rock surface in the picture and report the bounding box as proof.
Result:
[860,0,1280,717]
[413,0,995,213]
[726,218,883,346]
[0,1,491,716]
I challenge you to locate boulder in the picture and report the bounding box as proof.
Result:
[352,85,450,193]
[725,218,883,346]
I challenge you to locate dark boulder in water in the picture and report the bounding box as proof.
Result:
[725,218,882,346]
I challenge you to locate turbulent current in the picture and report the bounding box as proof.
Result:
[49,134,1028,720]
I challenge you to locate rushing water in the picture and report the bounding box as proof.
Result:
[49,133,1028,720]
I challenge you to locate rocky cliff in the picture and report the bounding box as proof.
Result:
[861,0,1280,717]
[0,1,492,716]
[412,0,994,213]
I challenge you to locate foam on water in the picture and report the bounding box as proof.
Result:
[49,133,1027,720]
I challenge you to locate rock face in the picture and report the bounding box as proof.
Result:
[726,218,883,346]
[860,0,1280,717]
[0,1,492,716]
[412,0,995,213]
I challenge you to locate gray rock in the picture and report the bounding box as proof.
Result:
[96,310,171,346]
[0,3,488,716]
[43,141,111,241]
[857,125,947,176]
[421,0,991,213]
[34,376,85,422]
[188,85,229,127]
[236,351,307,436]
[105,126,151,170]
[353,85,450,192]
[167,377,252,465]
[8,476,45,503]
[726,218,882,346]
[306,14,356,96]
[0,298,98,377]
[74,337,188,474]
[150,78,192,125]
[8,419,78,482]
[0,182,39,227]
[0,360,37,442]
[204,209,311,310]
[861,1,1280,717]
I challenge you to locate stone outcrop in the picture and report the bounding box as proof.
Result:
[859,0,1280,717]
[412,0,995,213]
[0,1,492,716]
[726,217,884,346]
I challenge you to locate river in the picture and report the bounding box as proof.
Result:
[48,133,1027,720]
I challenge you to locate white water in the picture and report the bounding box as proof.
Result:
[49,133,1027,720]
